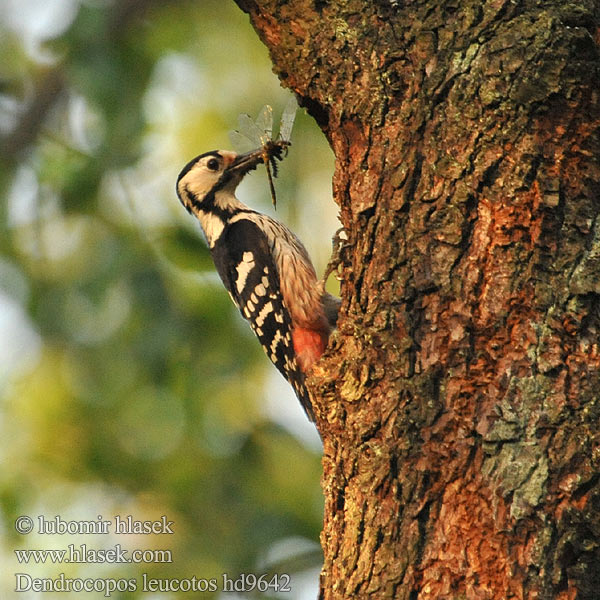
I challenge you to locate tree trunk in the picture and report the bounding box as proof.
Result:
[234,1,600,597]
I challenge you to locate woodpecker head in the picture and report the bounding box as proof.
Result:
[176,148,266,211]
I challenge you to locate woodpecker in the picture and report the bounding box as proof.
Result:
[176,146,339,420]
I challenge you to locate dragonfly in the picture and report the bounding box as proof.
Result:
[229,97,298,208]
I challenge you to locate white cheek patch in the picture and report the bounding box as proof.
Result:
[236,251,256,294]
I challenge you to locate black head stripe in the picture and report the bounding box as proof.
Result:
[176,150,222,186]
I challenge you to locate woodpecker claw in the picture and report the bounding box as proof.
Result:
[322,227,349,284]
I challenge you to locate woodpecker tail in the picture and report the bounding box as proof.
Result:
[288,292,339,419]
[322,292,341,329]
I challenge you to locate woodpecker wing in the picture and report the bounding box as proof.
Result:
[210,215,313,418]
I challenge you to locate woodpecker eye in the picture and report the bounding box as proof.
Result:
[206,158,220,171]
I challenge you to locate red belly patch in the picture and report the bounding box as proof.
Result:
[292,327,328,373]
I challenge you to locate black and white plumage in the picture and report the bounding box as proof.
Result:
[176,148,339,419]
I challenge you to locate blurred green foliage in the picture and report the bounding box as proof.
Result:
[0,1,336,597]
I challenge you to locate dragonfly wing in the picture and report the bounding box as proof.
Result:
[228,129,256,153]
[237,113,264,144]
[255,105,273,145]
[279,97,298,142]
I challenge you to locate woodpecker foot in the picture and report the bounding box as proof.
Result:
[322,227,349,285]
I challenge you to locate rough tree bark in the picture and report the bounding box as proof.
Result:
[234,1,600,598]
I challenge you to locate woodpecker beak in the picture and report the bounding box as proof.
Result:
[227,148,266,176]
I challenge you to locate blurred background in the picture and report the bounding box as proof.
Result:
[0,0,338,597]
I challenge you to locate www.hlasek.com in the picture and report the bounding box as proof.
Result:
[15,573,292,596]
[15,543,172,565]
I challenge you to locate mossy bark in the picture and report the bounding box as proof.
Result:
[234,0,600,598]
